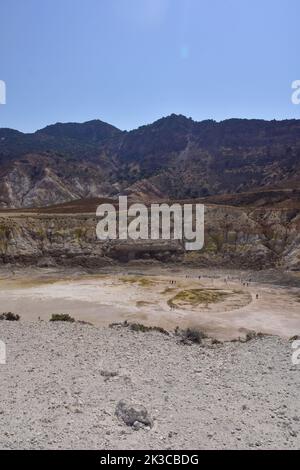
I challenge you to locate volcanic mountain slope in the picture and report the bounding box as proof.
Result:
[0,120,122,207]
[0,115,300,208]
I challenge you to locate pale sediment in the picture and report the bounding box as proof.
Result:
[0,321,299,449]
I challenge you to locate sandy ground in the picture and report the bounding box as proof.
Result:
[0,266,299,340]
[0,321,299,450]
[0,266,299,450]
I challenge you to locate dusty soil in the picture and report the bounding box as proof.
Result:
[0,265,299,449]
[0,321,299,450]
[0,266,299,340]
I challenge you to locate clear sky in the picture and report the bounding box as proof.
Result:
[0,0,299,132]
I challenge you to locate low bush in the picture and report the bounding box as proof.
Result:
[50,313,75,322]
[0,312,20,321]
[129,322,169,335]
[175,327,206,344]
[109,320,169,335]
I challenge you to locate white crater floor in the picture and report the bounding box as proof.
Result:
[0,268,299,340]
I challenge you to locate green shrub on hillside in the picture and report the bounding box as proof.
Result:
[0,312,20,321]
[50,313,75,322]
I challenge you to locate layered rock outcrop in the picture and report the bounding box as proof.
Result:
[0,205,299,270]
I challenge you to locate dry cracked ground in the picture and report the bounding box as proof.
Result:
[0,321,299,449]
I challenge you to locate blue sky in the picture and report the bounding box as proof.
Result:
[0,0,299,132]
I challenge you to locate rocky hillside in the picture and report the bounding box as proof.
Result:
[0,204,299,270]
[0,115,300,208]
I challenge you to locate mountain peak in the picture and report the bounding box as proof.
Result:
[36,119,122,142]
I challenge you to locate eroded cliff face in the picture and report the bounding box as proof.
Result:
[1,116,300,208]
[187,206,300,270]
[0,205,299,270]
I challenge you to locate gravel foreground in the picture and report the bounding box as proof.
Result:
[0,321,299,450]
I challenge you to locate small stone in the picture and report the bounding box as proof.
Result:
[115,400,153,429]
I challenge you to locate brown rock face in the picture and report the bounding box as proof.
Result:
[0,115,300,208]
[0,204,299,270]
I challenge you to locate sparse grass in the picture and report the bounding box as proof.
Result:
[184,251,201,261]
[74,227,86,240]
[245,331,269,341]
[109,320,169,335]
[0,312,20,321]
[52,229,66,238]
[12,278,58,288]
[136,300,154,307]
[231,331,269,342]
[210,233,224,252]
[211,338,222,345]
[0,225,10,239]
[35,228,45,239]
[50,313,75,322]
[120,276,155,287]
[167,288,229,309]
[129,322,168,335]
[201,239,218,253]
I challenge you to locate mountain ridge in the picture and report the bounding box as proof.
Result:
[0,114,300,208]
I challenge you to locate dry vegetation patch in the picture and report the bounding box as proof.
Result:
[167,288,229,309]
